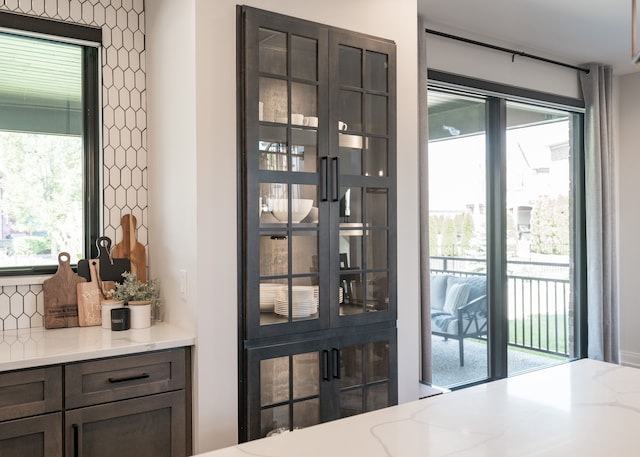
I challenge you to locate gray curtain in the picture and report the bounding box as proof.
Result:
[579,64,619,363]
[418,16,432,383]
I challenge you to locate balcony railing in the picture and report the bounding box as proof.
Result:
[430,256,572,358]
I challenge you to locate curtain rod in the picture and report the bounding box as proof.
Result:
[425,28,590,74]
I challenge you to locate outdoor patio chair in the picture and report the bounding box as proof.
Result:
[430,274,487,366]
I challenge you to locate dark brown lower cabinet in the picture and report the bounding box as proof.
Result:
[0,413,62,457]
[0,347,191,457]
[65,391,186,457]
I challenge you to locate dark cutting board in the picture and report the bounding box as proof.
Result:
[43,252,86,328]
[78,236,131,283]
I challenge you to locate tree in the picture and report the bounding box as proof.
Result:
[530,195,570,256]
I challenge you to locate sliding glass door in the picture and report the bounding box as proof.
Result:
[427,87,582,389]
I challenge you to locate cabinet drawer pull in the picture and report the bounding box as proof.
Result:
[108,372,150,383]
[73,423,80,457]
[332,348,341,379]
[331,157,340,202]
[322,350,330,381]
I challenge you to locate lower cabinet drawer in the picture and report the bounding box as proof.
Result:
[0,412,62,457]
[65,391,186,457]
[65,348,186,409]
[0,366,62,422]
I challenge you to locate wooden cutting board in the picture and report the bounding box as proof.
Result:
[43,252,86,329]
[113,214,147,283]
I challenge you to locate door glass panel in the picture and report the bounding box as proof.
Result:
[365,50,387,92]
[293,352,319,398]
[259,77,288,123]
[291,128,317,173]
[259,28,287,75]
[339,90,362,132]
[259,234,287,276]
[340,389,363,417]
[365,94,387,134]
[260,356,289,406]
[505,102,574,376]
[292,82,317,121]
[291,35,317,81]
[261,405,288,437]
[292,231,318,275]
[428,91,488,388]
[340,344,362,388]
[365,188,387,226]
[366,272,388,311]
[259,125,287,171]
[366,230,387,270]
[365,137,387,177]
[292,399,320,429]
[339,135,363,175]
[339,45,362,87]
[260,183,316,225]
[367,341,389,382]
[339,187,362,223]
[367,383,389,410]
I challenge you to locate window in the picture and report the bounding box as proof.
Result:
[0,12,101,274]
[426,72,586,389]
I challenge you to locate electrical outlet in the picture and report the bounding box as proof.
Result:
[179,269,187,301]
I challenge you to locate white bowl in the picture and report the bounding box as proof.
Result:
[271,198,313,223]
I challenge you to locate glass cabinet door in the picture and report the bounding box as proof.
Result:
[330,31,396,325]
[243,9,329,338]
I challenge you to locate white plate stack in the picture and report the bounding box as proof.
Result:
[275,285,318,317]
[259,283,282,312]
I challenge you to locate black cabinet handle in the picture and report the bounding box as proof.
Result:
[321,157,329,202]
[331,157,340,202]
[73,423,80,457]
[322,350,330,381]
[108,373,149,383]
[332,348,341,379]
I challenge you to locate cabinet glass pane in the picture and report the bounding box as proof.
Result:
[340,389,363,417]
[365,137,387,177]
[260,183,317,225]
[261,405,288,437]
[292,82,317,121]
[292,128,317,173]
[367,341,390,382]
[367,384,389,411]
[365,94,387,134]
[261,356,289,406]
[366,271,388,311]
[365,50,387,92]
[339,135,363,175]
[259,28,287,76]
[259,77,288,123]
[292,353,320,398]
[259,234,288,276]
[339,187,362,223]
[339,45,362,87]
[292,231,318,275]
[293,399,320,429]
[340,344,363,389]
[259,125,287,171]
[366,188,387,226]
[291,35,317,81]
[366,229,388,270]
[339,90,362,132]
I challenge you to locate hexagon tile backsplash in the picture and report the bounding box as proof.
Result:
[0,0,148,331]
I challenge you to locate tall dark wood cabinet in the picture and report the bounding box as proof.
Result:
[238,6,397,441]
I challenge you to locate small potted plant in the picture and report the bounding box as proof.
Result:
[111,272,160,328]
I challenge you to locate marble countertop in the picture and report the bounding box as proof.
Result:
[198,359,640,457]
[0,322,195,372]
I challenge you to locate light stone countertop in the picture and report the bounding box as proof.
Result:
[197,359,640,457]
[0,322,195,372]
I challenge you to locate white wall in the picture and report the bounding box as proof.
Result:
[146,0,420,453]
[616,72,640,367]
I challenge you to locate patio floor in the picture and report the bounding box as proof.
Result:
[430,335,568,388]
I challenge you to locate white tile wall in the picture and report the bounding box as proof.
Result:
[0,0,147,330]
